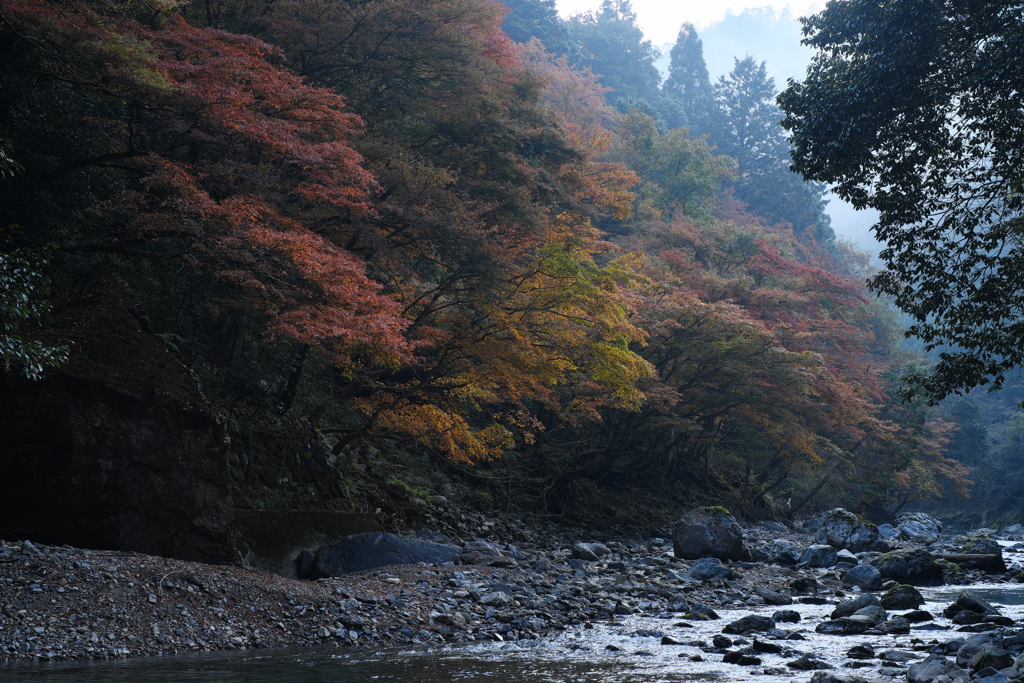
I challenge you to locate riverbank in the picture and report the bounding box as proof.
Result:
[2,514,1022,672]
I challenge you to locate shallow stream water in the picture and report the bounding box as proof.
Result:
[6,582,1024,683]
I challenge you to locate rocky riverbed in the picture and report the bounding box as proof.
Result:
[4,508,1024,683]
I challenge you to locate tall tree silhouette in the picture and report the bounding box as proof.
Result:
[663,23,718,136]
[715,57,830,240]
[566,0,662,113]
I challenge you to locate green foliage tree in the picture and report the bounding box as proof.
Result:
[779,0,1024,402]
[500,0,570,54]
[0,244,68,379]
[714,56,831,241]
[565,0,662,113]
[662,23,718,136]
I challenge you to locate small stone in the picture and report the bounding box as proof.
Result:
[772,609,801,623]
[846,644,874,659]
[723,614,775,634]
[713,635,733,648]
[788,655,833,670]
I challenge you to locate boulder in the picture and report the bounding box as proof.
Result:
[958,534,1001,555]
[900,609,934,623]
[787,655,833,670]
[950,535,1007,572]
[880,584,925,610]
[672,507,746,561]
[723,614,776,634]
[868,548,944,586]
[879,650,923,664]
[688,556,736,581]
[815,618,870,635]
[851,604,888,626]
[969,647,1014,672]
[816,508,886,553]
[847,644,875,659]
[773,609,801,623]
[760,520,789,534]
[836,549,859,564]
[800,544,839,568]
[809,672,880,683]
[942,590,1002,619]
[313,532,460,576]
[957,634,1002,668]
[877,523,898,539]
[896,512,943,544]
[769,538,802,564]
[754,587,792,605]
[572,541,609,561]
[907,655,967,683]
[880,616,911,634]
[461,539,511,566]
[832,593,882,619]
[843,564,882,590]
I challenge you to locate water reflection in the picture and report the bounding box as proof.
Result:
[3,647,722,683]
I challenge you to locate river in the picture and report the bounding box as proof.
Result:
[6,582,1024,683]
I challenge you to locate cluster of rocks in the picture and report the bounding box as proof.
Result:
[3,504,1024,682]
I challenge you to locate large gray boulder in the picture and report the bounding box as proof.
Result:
[313,532,460,576]
[896,512,943,544]
[868,548,944,586]
[880,584,925,609]
[572,541,610,561]
[800,544,838,568]
[723,614,776,634]
[816,508,886,553]
[460,539,511,566]
[843,563,882,590]
[672,507,746,561]
[769,538,802,565]
[688,556,736,581]
[832,593,882,619]
[907,655,967,683]
[957,634,1002,668]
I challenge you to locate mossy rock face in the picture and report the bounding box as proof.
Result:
[936,559,968,585]
[880,584,925,610]
[820,508,886,553]
[868,548,944,586]
[957,535,1001,555]
[705,506,733,517]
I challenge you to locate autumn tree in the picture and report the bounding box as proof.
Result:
[212,0,655,461]
[0,0,415,411]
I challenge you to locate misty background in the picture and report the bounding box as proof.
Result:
[651,7,882,257]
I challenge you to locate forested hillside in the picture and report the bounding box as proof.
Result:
[0,0,978,560]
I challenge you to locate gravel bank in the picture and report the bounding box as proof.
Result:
[2,514,1021,671]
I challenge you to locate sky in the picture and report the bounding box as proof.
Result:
[554,0,825,45]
